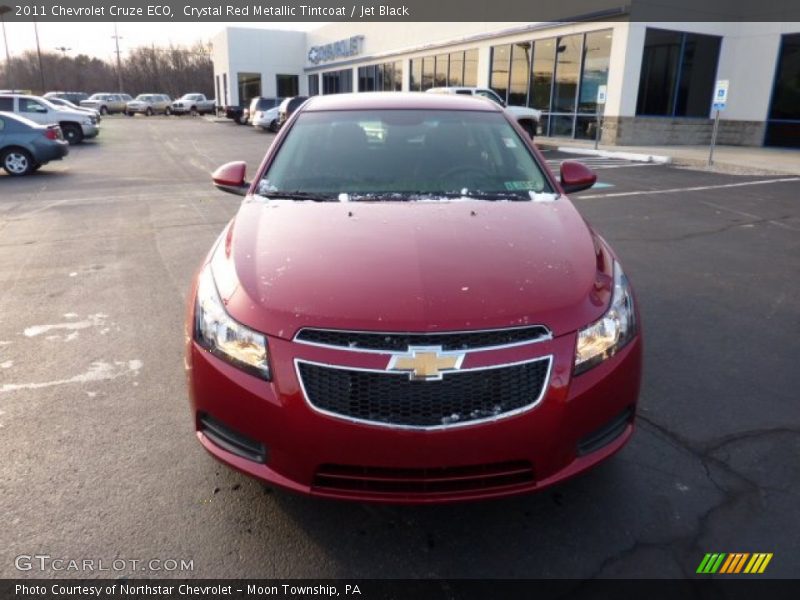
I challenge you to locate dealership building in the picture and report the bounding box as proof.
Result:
[211,20,800,148]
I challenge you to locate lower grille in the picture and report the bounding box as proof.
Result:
[577,407,633,456]
[297,357,550,429]
[313,460,534,495]
[199,413,267,463]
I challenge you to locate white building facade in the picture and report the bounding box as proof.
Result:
[212,21,800,147]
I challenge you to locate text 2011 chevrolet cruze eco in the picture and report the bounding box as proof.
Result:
[185,93,642,503]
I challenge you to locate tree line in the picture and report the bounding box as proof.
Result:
[0,42,214,98]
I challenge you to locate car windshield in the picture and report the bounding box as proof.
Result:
[88,94,106,100]
[135,95,151,101]
[258,109,552,201]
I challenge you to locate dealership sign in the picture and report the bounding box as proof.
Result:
[308,36,365,64]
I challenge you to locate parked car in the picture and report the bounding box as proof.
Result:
[252,106,279,132]
[171,93,215,116]
[248,97,280,131]
[426,87,542,138]
[276,96,309,128]
[224,104,248,124]
[0,94,99,145]
[80,93,132,115]
[126,94,173,116]
[0,111,69,176]
[44,96,101,122]
[186,93,642,503]
[44,91,89,106]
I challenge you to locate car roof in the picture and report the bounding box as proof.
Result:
[301,92,500,113]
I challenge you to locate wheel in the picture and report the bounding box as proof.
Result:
[236,113,248,125]
[61,124,84,145]
[145,107,153,116]
[190,106,198,116]
[269,120,277,132]
[125,111,133,117]
[165,107,172,116]
[100,106,108,115]
[2,148,34,176]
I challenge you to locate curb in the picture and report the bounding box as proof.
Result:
[554,146,673,164]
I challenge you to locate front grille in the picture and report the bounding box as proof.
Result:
[314,460,534,495]
[297,358,550,428]
[295,326,550,352]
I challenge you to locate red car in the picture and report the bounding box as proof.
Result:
[186,93,642,503]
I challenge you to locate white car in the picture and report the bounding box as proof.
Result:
[252,106,279,132]
[44,96,102,122]
[0,94,99,145]
[426,87,542,138]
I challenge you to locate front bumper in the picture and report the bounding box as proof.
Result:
[187,324,642,503]
[81,123,100,138]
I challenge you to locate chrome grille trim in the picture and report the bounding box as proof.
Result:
[293,324,553,354]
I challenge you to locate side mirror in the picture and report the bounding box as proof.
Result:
[559,160,597,194]
[212,161,249,196]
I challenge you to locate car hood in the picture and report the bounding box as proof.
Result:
[214,199,613,339]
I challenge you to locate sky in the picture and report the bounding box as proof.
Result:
[0,22,322,61]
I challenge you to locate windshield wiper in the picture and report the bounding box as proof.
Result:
[257,191,339,202]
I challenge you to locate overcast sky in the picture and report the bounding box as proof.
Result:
[1,22,322,61]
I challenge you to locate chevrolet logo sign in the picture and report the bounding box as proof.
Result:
[387,346,465,381]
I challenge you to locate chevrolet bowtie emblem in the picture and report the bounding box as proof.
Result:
[387,346,466,381]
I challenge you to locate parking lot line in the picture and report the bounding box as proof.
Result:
[577,177,800,200]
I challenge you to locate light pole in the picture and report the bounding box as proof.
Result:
[55,46,71,57]
[111,23,123,92]
[0,4,12,90]
[33,17,45,92]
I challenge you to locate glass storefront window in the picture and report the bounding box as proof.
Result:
[276,74,299,98]
[410,59,422,91]
[449,52,464,87]
[530,38,555,111]
[766,33,800,147]
[509,42,532,106]
[435,54,449,87]
[464,49,479,87]
[636,28,721,117]
[308,74,319,96]
[322,69,353,94]
[490,44,511,101]
[422,57,435,90]
[236,72,261,107]
[578,31,612,113]
[552,34,582,113]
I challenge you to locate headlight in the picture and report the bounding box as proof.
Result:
[82,118,92,126]
[574,261,636,375]
[194,263,271,379]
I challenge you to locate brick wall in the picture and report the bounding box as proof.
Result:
[600,117,766,146]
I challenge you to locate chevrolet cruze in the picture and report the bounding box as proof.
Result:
[186,93,642,503]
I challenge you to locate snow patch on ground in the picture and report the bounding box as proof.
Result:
[0,359,142,394]
[23,314,108,338]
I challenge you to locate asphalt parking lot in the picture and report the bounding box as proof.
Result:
[1,116,798,579]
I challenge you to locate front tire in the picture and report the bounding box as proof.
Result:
[2,148,35,176]
[190,106,198,116]
[145,107,153,116]
[61,124,84,145]
[100,106,108,116]
[520,120,536,140]
[165,107,172,116]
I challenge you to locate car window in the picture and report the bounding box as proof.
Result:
[0,117,4,131]
[260,109,551,200]
[475,90,504,106]
[0,97,13,111]
[20,98,48,113]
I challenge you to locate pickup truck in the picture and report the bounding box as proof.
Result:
[171,94,215,116]
[0,93,99,144]
[426,87,542,138]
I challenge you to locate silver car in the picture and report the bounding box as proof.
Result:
[126,94,173,116]
[80,93,132,115]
